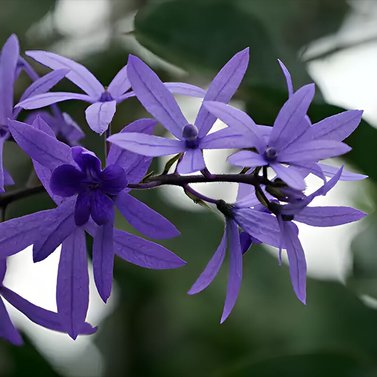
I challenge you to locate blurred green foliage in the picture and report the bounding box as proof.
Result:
[1,0,377,376]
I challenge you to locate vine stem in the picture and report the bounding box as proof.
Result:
[128,173,277,190]
[0,185,45,207]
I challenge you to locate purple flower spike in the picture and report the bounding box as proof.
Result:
[108,49,250,173]
[17,51,205,134]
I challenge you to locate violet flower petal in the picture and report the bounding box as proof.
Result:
[75,192,91,226]
[107,119,156,185]
[0,296,22,345]
[107,65,130,99]
[177,148,206,174]
[277,59,294,97]
[295,206,366,227]
[200,127,251,149]
[9,119,74,170]
[188,223,227,295]
[269,84,315,150]
[228,150,267,168]
[195,48,249,137]
[17,92,93,109]
[279,140,351,163]
[303,110,363,142]
[0,210,60,258]
[100,165,128,195]
[270,162,306,191]
[0,136,6,192]
[90,191,114,226]
[233,208,281,247]
[127,55,187,138]
[0,260,6,284]
[85,100,116,134]
[114,229,186,269]
[163,82,206,98]
[72,146,101,173]
[33,198,76,262]
[278,219,307,304]
[108,132,185,157]
[203,101,265,152]
[26,50,104,97]
[3,169,14,186]
[93,220,114,302]
[57,229,89,339]
[0,34,19,124]
[1,286,96,335]
[116,191,179,239]
[50,164,84,197]
[318,163,367,181]
[221,219,242,323]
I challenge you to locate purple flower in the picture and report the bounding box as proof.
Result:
[0,257,96,344]
[16,51,206,134]
[236,168,366,304]
[204,83,356,190]
[107,49,250,174]
[4,116,185,337]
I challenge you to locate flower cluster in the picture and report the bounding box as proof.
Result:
[0,34,366,344]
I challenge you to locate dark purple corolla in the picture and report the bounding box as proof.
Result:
[108,49,250,174]
[16,51,206,134]
[3,116,185,339]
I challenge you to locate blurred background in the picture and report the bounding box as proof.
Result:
[1,0,377,376]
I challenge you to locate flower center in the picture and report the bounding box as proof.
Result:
[99,90,114,102]
[182,124,199,149]
[264,146,278,161]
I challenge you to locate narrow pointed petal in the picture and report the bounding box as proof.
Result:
[19,69,69,103]
[196,48,249,137]
[127,55,187,138]
[17,92,93,109]
[177,149,206,174]
[93,221,114,302]
[0,286,96,335]
[221,220,242,323]
[116,191,179,239]
[295,206,366,227]
[278,140,351,163]
[9,119,74,170]
[57,229,89,339]
[228,150,267,168]
[108,65,130,98]
[26,50,104,97]
[203,101,265,152]
[114,229,186,269]
[85,100,116,134]
[278,220,307,304]
[3,169,14,187]
[108,132,184,157]
[319,163,367,181]
[0,34,19,124]
[269,84,315,150]
[188,223,227,295]
[0,296,22,345]
[0,210,60,258]
[33,199,77,262]
[0,260,6,283]
[303,110,363,142]
[233,208,281,248]
[277,59,293,97]
[164,82,206,98]
[271,163,306,191]
[107,119,157,184]
[200,127,252,149]
[0,136,6,192]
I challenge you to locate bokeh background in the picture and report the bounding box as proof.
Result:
[1,0,377,376]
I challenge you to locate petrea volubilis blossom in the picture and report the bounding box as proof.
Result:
[16,51,206,134]
[203,85,354,190]
[107,49,250,174]
[3,116,185,337]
